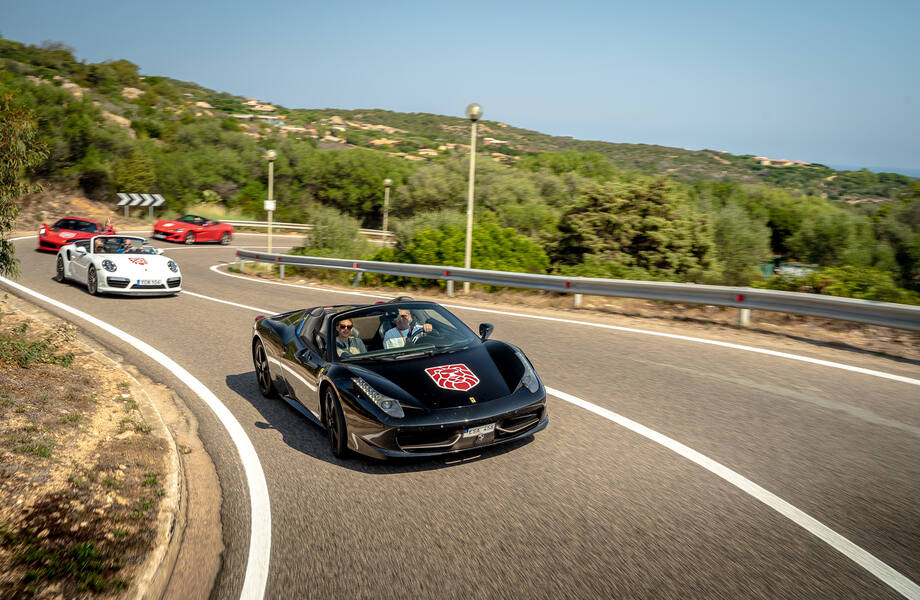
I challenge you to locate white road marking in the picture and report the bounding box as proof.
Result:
[0,276,271,600]
[210,265,392,299]
[546,386,920,600]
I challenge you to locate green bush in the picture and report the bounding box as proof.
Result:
[752,265,920,304]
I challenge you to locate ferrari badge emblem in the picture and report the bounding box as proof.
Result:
[425,364,480,391]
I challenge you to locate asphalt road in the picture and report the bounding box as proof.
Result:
[7,234,920,600]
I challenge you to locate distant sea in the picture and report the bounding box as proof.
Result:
[826,164,920,178]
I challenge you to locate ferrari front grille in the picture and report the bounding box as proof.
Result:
[495,410,543,438]
[396,429,462,451]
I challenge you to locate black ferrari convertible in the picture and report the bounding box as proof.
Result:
[251,298,548,459]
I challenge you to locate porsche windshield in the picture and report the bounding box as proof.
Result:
[93,236,152,254]
[331,304,480,362]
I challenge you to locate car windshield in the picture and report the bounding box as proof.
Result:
[93,236,149,254]
[54,219,98,233]
[331,303,480,362]
[177,214,207,225]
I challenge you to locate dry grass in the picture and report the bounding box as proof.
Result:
[0,298,169,598]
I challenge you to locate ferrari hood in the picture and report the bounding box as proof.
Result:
[155,220,187,229]
[355,344,513,409]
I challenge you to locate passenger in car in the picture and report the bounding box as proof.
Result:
[335,319,367,357]
[383,309,432,349]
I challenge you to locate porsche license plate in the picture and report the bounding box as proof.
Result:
[463,423,495,438]
[138,279,159,285]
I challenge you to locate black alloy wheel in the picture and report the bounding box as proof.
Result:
[87,266,98,295]
[220,232,231,245]
[55,256,65,282]
[253,340,277,398]
[184,232,195,245]
[324,388,348,458]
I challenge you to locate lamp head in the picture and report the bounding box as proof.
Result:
[383,178,392,187]
[465,103,482,122]
[266,150,277,161]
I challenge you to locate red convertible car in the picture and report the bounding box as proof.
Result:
[38,217,109,252]
[152,214,234,245]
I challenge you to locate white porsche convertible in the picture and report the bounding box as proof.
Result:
[54,235,182,296]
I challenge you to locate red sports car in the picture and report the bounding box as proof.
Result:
[152,214,234,245]
[38,217,108,252]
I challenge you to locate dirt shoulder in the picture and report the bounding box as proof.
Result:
[0,292,188,599]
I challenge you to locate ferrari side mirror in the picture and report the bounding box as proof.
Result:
[479,323,494,341]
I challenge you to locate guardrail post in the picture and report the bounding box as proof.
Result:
[279,265,285,279]
[574,293,583,308]
[739,308,751,327]
[446,280,454,297]
[352,272,363,287]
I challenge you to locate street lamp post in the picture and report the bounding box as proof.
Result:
[265,150,277,253]
[463,102,482,294]
[382,178,392,234]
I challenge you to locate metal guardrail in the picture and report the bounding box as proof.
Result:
[234,249,920,331]
[223,220,394,240]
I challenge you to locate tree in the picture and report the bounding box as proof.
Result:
[112,149,156,194]
[552,177,718,282]
[713,203,772,285]
[0,93,48,277]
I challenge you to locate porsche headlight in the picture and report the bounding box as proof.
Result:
[352,377,404,418]
[515,350,540,393]
[102,259,117,272]
[167,260,179,272]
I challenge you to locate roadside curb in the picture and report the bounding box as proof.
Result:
[0,290,187,600]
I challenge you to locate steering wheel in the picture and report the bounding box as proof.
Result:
[408,326,439,344]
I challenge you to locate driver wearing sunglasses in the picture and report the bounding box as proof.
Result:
[335,319,366,357]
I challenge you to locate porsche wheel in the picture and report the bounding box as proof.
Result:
[55,256,66,282]
[184,232,195,245]
[324,387,348,458]
[252,340,278,398]
[220,232,231,245]
[87,266,98,295]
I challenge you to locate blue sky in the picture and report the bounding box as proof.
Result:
[2,0,918,175]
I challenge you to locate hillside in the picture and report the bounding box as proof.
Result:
[0,38,912,206]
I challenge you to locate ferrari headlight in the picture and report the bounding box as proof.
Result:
[102,259,117,272]
[167,260,178,272]
[351,377,404,418]
[39,227,46,235]
[515,350,540,393]
[173,228,185,233]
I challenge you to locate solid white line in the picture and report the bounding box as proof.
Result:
[180,290,272,313]
[546,386,920,599]
[0,276,271,600]
[185,274,920,598]
[210,264,920,387]
[210,264,392,299]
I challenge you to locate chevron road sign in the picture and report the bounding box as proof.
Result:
[117,192,166,217]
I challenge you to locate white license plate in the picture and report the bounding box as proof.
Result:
[138,279,160,285]
[463,423,495,438]
[152,232,166,239]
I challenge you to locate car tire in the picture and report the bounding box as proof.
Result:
[220,232,231,245]
[184,232,195,245]
[87,266,98,295]
[324,387,349,459]
[55,256,66,282]
[252,340,278,398]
